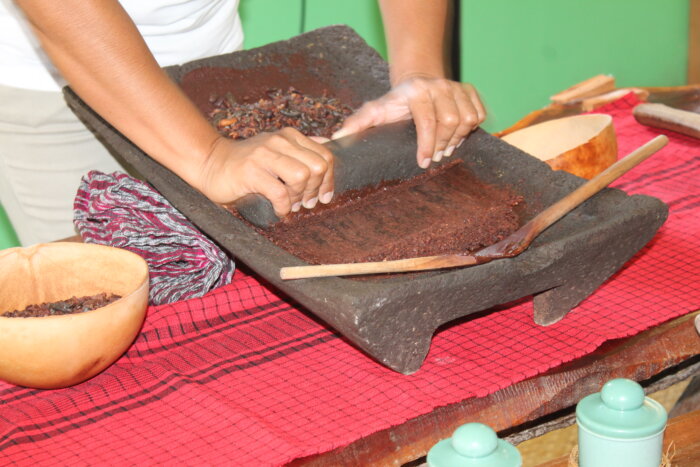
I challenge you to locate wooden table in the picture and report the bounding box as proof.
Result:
[289,311,700,466]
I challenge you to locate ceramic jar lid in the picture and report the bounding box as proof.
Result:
[576,378,667,439]
[427,422,522,467]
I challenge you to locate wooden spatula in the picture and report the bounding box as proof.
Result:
[280,135,668,280]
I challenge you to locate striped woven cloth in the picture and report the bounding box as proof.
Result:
[73,171,235,305]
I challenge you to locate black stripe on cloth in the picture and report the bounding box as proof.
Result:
[0,298,296,406]
[614,156,699,191]
[0,385,39,401]
[132,299,290,357]
[672,198,700,213]
[667,194,700,208]
[0,331,338,450]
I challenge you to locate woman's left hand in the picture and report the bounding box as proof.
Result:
[333,74,486,168]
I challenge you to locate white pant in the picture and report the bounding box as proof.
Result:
[0,84,127,246]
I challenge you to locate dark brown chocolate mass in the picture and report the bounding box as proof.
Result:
[252,161,524,264]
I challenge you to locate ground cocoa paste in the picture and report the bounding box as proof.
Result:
[2,293,122,318]
[251,161,525,264]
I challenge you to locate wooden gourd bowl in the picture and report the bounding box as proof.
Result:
[0,243,149,389]
[501,114,617,179]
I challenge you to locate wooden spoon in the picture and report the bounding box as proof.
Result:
[280,135,668,280]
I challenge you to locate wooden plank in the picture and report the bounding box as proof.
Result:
[289,311,700,466]
[689,0,700,83]
[550,75,616,105]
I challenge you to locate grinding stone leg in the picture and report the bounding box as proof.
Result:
[532,285,580,326]
[358,328,434,375]
[533,204,669,326]
[533,265,619,325]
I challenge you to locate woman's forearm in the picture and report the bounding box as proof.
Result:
[15,0,218,190]
[378,0,450,84]
[337,0,484,166]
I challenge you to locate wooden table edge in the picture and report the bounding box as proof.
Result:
[289,310,700,466]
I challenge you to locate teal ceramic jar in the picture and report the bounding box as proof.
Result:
[427,422,522,467]
[576,378,667,467]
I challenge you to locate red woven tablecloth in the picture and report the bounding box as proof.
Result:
[1,94,698,466]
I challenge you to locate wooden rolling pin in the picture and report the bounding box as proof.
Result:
[633,103,700,139]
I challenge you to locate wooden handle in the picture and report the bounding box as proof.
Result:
[634,103,700,139]
[526,135,668,240]
[280,253,478,280]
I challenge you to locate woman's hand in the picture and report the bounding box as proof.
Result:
[333,74,486,168]
[194,130,335,217]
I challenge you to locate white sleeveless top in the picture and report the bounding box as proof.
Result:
[0,0,244,91]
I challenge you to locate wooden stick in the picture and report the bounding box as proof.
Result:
[280,135,668,280]
[520,134,668,244]
[280,255,478,280]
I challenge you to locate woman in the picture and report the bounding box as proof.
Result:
[1,0,485,245]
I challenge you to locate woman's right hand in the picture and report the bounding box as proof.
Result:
[194,129,335,217]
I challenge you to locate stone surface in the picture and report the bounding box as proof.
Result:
[64,25,668,374]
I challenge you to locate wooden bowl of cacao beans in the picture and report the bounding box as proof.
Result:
[0,242,149,388]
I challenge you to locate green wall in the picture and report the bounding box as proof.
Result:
[303,0,387,58]
[239,0,387,57]
[239,0,689,133]
[462,0,689,131]
[0,205,19,249]
[238,0,303,48]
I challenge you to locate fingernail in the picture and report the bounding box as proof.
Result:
[419,158,431,169]
[291,202,301,212]
[303,197,318,209]
[332,129,348,140]
[457,138,465,148]
[445,145,455,157]
[320,191,334,204]
[432,150,444,162]
[309,136,331,144]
